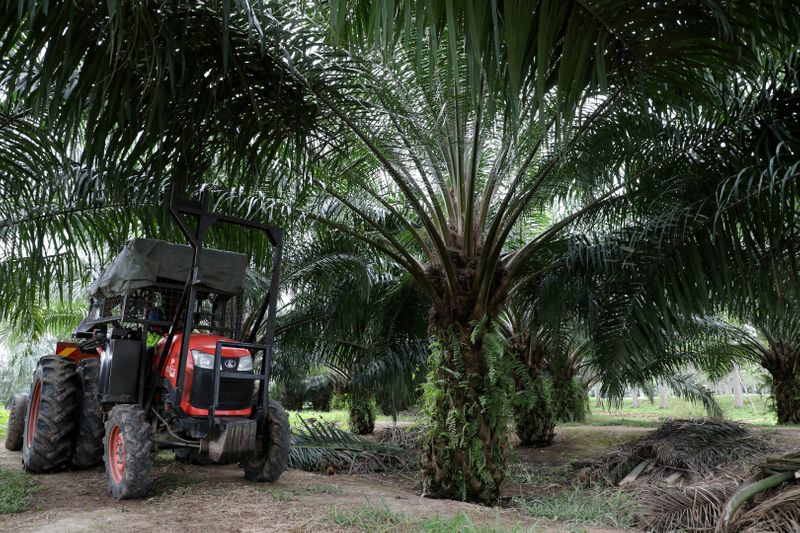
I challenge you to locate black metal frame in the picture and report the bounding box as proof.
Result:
[80,282,243,337]
[147,193,283,432]
[210,340,272,423]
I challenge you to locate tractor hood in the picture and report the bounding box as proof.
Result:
[89,238,248,298]
[160,333,252,358]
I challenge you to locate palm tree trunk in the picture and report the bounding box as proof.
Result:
[421,322,509,504]
[732,363,744,409]
[594,383,602,407]
[631,387,640,408]
[514,375,556,446]
[771,373,800,424]
[763,345,800,424]
[348,395,376,435]
[509,336,555,447]
[658,383,668,409]
[552,377,588,422]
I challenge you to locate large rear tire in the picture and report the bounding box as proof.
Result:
[71,358,104,469]
[5,393,29,451]
[22,357,80,472]
[103,404,152,499]
[240,400,290,482]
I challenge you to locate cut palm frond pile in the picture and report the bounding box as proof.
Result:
[630,481,739,532]
[731,484,800,533]
[371,425,425,453]
[580,419,772,487]
[719,451,800,532]
[624,446,800,532]
[289,418,414,475]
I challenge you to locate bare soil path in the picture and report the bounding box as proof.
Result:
[2,424,793,532]
[0,445,591,532]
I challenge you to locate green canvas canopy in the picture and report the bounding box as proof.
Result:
[89,238,248,298]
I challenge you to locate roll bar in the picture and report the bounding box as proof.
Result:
[145,192,283,425]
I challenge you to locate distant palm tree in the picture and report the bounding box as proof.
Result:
[0,301,86,399]
[695,300,800,424]
[274,234,429,434]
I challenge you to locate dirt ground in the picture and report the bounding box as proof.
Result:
[1,424,795,532]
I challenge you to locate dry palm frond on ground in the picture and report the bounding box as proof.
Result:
[289,418,414,475]
[717,451,800,532]
[372,425,425,452]
[633,451,800,532]
[580,419,772,486]
[731,483,800,533]
[631,481,739,532]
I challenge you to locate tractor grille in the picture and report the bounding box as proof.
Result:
[189,367,254,411]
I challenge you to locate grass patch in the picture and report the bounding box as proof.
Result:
[513,487,636,528]
[154,450,180,466]
[292,395,779,434]
[288,409,417,432]
[419,512,522,533]
[589,394,777,425]
[327,502,522,532]
[506,464,572,485]
[258,483,343,501]
[568,416,660,428]
[0,408,9,440]
[327,501,407,531]
[161,474,201,492]
[0,467,39,514]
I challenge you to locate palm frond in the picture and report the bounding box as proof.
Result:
[289,417,413,474]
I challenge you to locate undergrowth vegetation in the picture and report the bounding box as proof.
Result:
[0,467,38,514]
[513,488,636,528]
[592,395,777,425]
[326,502,521,532]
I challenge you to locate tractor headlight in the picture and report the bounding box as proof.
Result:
[191,350,216,370]
[238,355,253,371]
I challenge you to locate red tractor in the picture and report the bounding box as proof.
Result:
[4,196,290,498]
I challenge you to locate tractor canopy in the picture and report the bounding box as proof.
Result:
[89,238,248,298]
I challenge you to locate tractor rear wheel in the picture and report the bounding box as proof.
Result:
[5,393,28,451]
[103,405,152,499]
[240,400,290,482]
[71,358,104,469]
[22,357,80,472]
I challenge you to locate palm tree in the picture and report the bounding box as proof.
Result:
[274,234,429,434]
[697,302,800,424]
[294,3,798,501]
[501,289,728,447]
[0,0,322,323]
[555,55,800,421]
[1,1,797,503]
[0,301,86,399]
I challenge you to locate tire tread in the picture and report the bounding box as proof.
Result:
[22,357,80,472]
[103,404,152,499]
[71,358,104,469]
[241,400,290,482]
[4,394,28,451]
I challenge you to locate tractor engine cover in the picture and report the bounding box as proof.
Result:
[206,418,257,463]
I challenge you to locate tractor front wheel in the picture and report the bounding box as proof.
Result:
[5,393,28,451]
[103,405,152,499]
[22,357,80,472]
[240,400,290,482]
